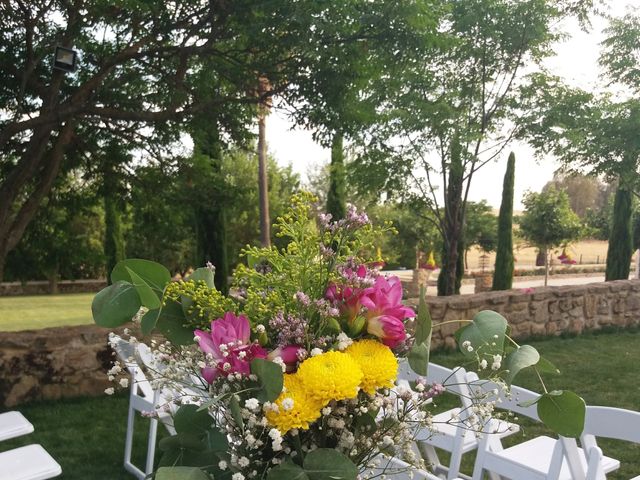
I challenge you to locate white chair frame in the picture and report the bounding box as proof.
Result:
[397,361,519,480]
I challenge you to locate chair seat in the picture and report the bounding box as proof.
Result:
[485,436,619,480]
[0,412,34,442]
[0,444,61,480]
[418,408,519,453]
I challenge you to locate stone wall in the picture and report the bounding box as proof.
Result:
[0,325,117,407]
[0,279,106,296]
[1,280,638,407]
[407,279,640,350]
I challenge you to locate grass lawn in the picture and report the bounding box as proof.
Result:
[1,329,638,479]
[0,293,93,331]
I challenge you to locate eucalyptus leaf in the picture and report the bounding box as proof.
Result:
[414,286,432,345]
[536,356,561,375]
[505,345,540,384]
[267,462,309,480]
[141,308,159,336]
[111,258,171,297]
[159,433,206,452]
[156,299,194,345]
[188,267,216,288]
[457,310,507,359]
[303,448,358,480]
[126,266,161,309]
[173,405,215,436]
[92,281,141,327]
[229,394,244,432]
[537,390,586,437]
[156,467,210,480]
[251,358,284,402]
[408,342,429,376]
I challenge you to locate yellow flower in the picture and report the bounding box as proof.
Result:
[265,374,323,434]
[296,351,363,404]
[345,339,398,395]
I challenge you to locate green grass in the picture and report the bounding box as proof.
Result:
[0,293,93,331]
[1,330,638,479]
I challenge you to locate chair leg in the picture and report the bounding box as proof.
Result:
[145,417,158,475]
[417,442,446,478]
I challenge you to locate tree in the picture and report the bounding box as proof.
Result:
[493,152,515,290]
[543,173,605,217]
[0,0,436,280]
[326,134,347,220]
[465,200,498,266]
[519,188,584,286]
[605,186,634,281]
[350,0,596,296]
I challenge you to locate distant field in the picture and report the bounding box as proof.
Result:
[465,239,613,270]
[0,293,93,331]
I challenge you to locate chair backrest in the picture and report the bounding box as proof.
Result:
[398,360,469,398]
[583,406,640,443]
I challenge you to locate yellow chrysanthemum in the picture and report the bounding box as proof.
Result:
[265,374,323,434]
[345,339,398,394]
[296,351,363,404]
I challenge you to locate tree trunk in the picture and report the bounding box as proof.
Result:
[103,156,126,282]
[544,246,549,286]
[438,134,464,296]
[0,121,75,282]
[327,132,346,220]
[605,185,633,281]
[257,78,271,248]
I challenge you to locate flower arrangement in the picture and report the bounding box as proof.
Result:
[92,193,586,480]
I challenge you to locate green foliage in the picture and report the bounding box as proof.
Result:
[537,391,586,438]
[326,133,347,220]
[493,153,515,290]
[519,188,584,252]
[250,358,285,403]
[456,310,507,363]
[605,186,634,281]
[233,192,392,336]
[91,281,141,328]
[408,287,433,376]
[267,449,358,480]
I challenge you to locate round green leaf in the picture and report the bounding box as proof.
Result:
[251,358,284,402]
[267,462,309,480]
[156,300,194,345]
[141,308,160,336]
[111,259,171,297]
[505,345,540,384]
[408,342,429,376]
[91,281,141,327]
[173,405,215,436]
[457,310,507,359]
[537,390,586,437]
[303,448,358,480]
[156,467,210,480]
[188,267,216,288]
[125,266,161,309]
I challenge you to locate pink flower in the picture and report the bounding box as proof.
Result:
[360,276,414,347]
[268,345,305,371]
[325,283,364,323]
[194,312,267,383]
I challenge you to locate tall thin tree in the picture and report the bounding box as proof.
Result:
[493,152,515,290]
[605,183,633,281]
[257,77,271,247]
[326,132,347,219]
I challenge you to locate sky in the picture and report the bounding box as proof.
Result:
[266,1,639,209]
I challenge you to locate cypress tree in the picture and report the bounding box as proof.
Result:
[326,132,347,219]
[605,184,633,281]
[492,152,515,290]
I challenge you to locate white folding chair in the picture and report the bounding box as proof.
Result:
[0,444,62,480]
[0,412,33,442]
[397,361,519,480]
[111,336,175,480]
[582,406,640,480]
[374,453,460,479]
[470,402,632,480]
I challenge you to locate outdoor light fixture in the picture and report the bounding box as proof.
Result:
[53,46,77,72]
